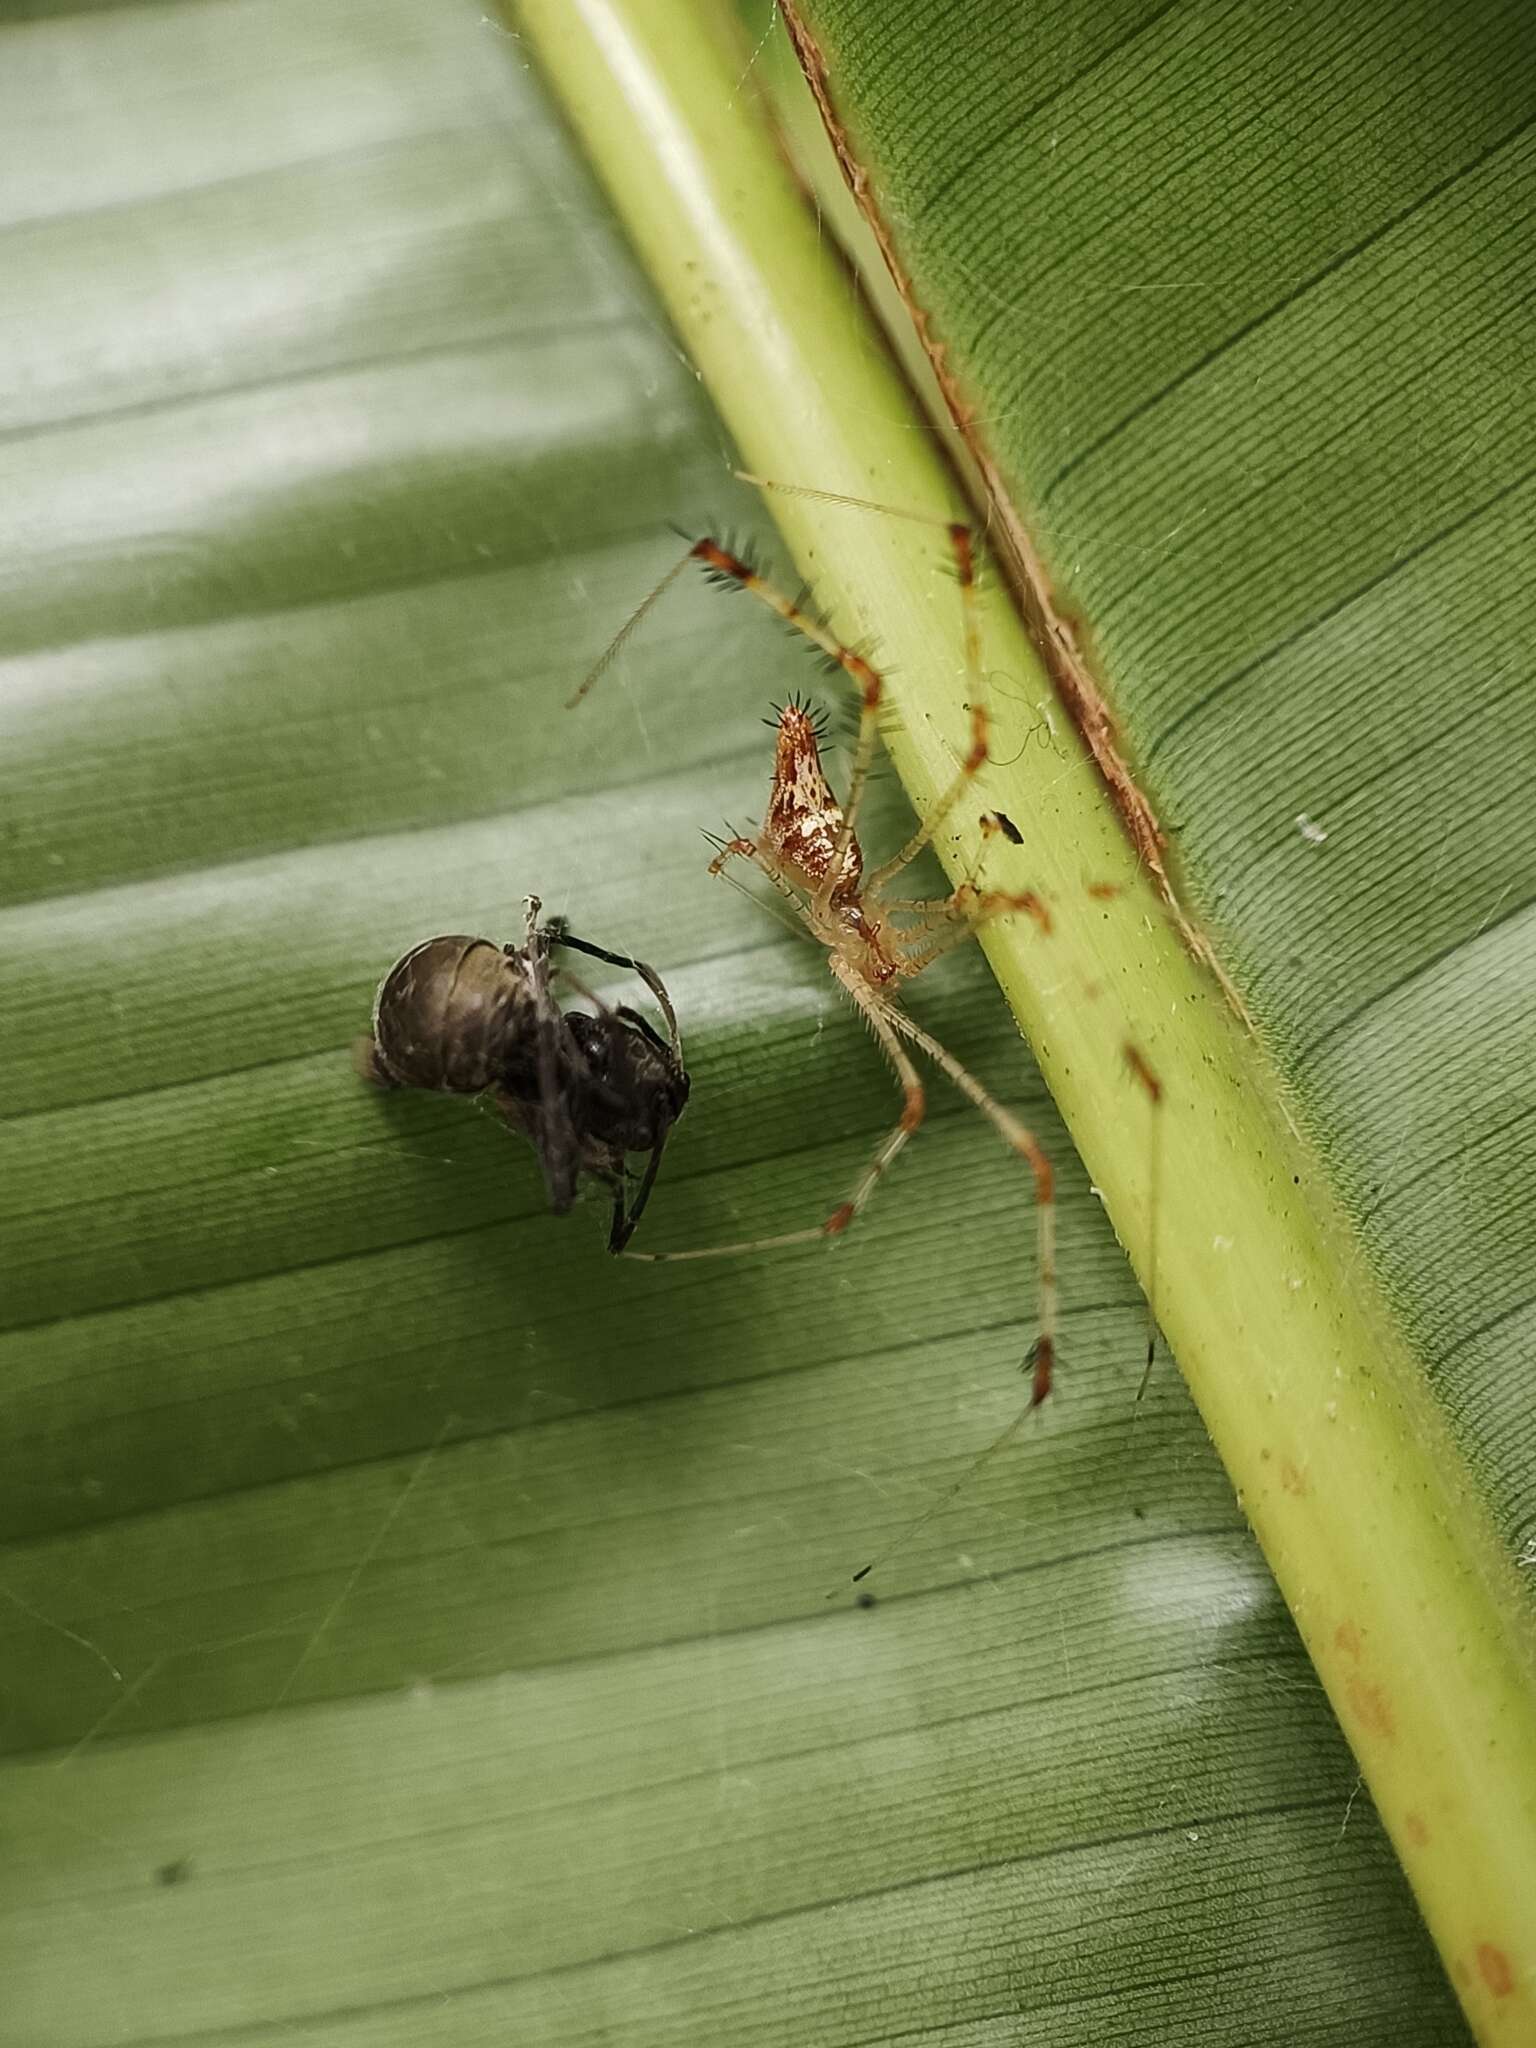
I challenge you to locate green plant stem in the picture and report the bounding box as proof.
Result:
[515,0,1536,2032]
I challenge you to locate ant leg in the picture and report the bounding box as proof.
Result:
[609,1133,672,1254]
[555,930,684,1057]
[623,967,926,1263]
[884,1004,1056,1407]
[605,1174,630,1253]
[353,1035,398,1088]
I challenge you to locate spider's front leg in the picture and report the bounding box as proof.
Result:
[707,836,759,877]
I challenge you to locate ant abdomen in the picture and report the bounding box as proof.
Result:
[368,935,528,1095]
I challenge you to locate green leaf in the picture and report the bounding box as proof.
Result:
[0,2,1521,2045]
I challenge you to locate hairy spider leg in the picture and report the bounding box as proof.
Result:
[819,959,927,1235]
[849,1392,1044,1588]
[888,888,1054,978]
[566,553,696,709]
[884,1003,1056,1405]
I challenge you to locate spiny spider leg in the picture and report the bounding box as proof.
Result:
[565,555,695,709]
[849,1388,1046,1587]
[820,961,927,1236]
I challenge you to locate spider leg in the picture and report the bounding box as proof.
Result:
[890,885,1054,975]
[867,522,989,894]
[568,549,696,708]
[609,1132,672,1254]
[623,957,926,1264]
[882,1003,1056,1406]
[820,957,927,1233]
[707,834,760,876]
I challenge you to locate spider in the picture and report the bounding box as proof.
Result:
[576,502,1059,1405]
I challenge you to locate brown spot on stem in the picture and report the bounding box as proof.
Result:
[1403,1811,1430,1848]
[1021,892,1052,935]
[1086,881,1122,900]
[1334,1620,1362,1659]
[1476,1944,1514,1999]
[1278,1457,1307,1497]
[1345,1674,1395,1742]
[1124,1044,1163,1104]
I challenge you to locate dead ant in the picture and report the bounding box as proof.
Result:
[574,495,1057,1410]
[359,897,689,1252]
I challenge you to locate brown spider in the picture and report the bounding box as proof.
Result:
[575,511,1057,1408]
